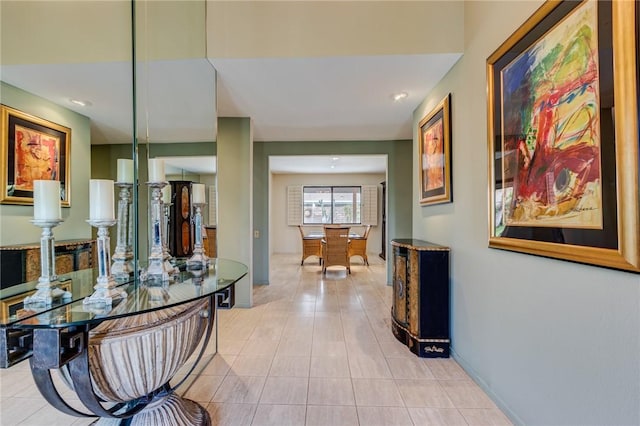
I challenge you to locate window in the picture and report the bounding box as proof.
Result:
[303,186,361,224]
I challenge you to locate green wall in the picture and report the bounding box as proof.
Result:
[253,139,413,285]
[217,118,253,307]
[0,82,92,246]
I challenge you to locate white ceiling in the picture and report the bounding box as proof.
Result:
[163,156,217,175]
[1,1,463,175]
[212,54,461,142]
[270,155,387,175]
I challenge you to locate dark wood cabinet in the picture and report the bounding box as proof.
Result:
[391,239,450,358]
[0,239,95,289]
[168,180,193,257]
[379,181,386,260]
[204,226,217,258]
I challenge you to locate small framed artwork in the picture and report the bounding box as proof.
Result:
[0,280,72,320]
[0,105,71,206]
[418,94,452,206]
[487,0,639,272]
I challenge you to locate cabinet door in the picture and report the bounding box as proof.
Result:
[418,251,450,339]
[392,247,408,326]
[408,249,420,336]
[169,181,193,257]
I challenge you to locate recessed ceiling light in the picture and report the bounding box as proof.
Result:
[392,92,408,102]
[332,157,340,161]
[70,99,92,107]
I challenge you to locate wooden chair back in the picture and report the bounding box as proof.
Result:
[322,226,351,274]
[299,225,322,265]
[349,225,371,265]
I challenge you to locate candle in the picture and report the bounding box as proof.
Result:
[117,158,134,183]
[33,180,61,221]
[162,185,172,204]
[89,179,115,221]
[148,159,165,183]
[192,183,206,204]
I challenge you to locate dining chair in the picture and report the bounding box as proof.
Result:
[321,226,351,274]
[348,224,371,265]
[298,225,322,265]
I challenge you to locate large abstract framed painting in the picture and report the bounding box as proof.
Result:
[0,105,71,206]
[419,94,452,206]
[487,0,639,272]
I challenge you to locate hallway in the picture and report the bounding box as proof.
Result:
[0,254,512,425]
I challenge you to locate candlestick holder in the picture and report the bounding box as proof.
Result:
[111,182,134,278]
[187,202,209,268]
[24,219,72,306]
[84,219,127,306]
[162,201,178,274]
[146,182,174,282]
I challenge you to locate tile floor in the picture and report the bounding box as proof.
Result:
[0,254,513,425]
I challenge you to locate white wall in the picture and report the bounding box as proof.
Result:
[270,173,385,257]
[412,1,640,425]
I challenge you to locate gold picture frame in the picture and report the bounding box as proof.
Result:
[0,105,71,206]
[418,93,452,206]
[487,0,639,272]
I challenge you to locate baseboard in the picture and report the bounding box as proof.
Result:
[450,347,525,426]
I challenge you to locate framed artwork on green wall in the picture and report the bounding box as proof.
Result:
[418,93,452,206]
[487,0,639,272]
[1,105,71,206]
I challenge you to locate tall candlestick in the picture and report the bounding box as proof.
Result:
[84,218,125,306]
[148,159,165,183]
[90,179,115,221]
[23,217,70,306]
[117,158,134,184]
[33,180,61,221]
[187,202,209,269]
[192,183,205,204]
[144,182,175,282]
[111,183,134,278]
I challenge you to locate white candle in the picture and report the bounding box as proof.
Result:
[33,180,61,221]
[89,179,115,221]
[117,158,134,183]
[162,185,172,204]
[148,159,165,183]
[192,183,206,204]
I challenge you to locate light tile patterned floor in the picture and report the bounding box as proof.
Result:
[0,254,513,425]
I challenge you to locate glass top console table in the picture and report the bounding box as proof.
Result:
[0,258,247,425]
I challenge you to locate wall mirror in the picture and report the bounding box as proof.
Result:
[134,0,217,265]
[0,0,216,288]
[0,1,133,289]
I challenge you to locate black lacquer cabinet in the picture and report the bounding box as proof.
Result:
[169,180,193,257]
[391,239,450,357]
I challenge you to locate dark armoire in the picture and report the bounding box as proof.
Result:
[379,181,386,260]
[168,180,193,257]
[391,239,450,358]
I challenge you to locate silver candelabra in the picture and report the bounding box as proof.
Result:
[111,182,134,278]
[162,200,176,274]
[146,182,175,282]
[83,219,127,306]
[23,219,72,306]
[187,202,209,268]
